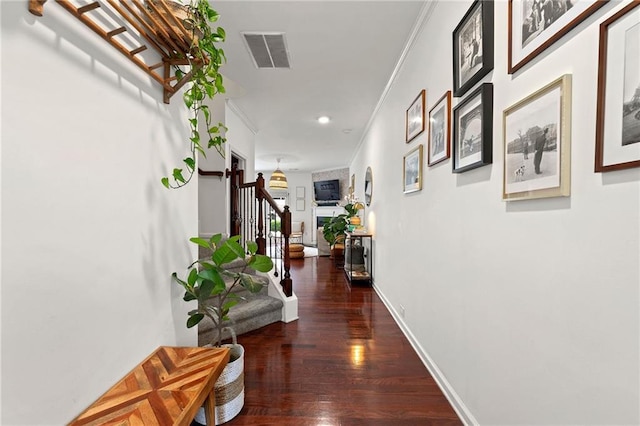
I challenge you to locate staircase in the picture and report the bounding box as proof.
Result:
[195,169,299,345]
[197,258,284,345]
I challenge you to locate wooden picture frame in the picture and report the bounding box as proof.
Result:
[503,74,572,201]
[508,0,609,74]
[453,0,494,97]
[453,83,493,173]
[403,145,423,193]
[406,89,426,143]
[428,90,452,166]
[595,0,640,172]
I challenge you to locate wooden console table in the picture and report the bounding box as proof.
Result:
[68,346,230,426]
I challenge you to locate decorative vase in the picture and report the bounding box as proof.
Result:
[194,343,245,425]
[349,216,361,226]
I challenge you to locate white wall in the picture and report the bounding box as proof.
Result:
[1,3,197,424]
[198,101,257,238]
[227,101,256,182]
[350,1,639,424]
[198,96,228,237]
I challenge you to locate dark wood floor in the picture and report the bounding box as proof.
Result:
[227,255,462,425]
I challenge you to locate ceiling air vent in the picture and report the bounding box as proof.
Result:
[242,32,291,69]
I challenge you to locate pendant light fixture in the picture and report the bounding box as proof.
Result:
[268,158,288,190]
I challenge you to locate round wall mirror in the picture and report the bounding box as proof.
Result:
[364,167,373,206]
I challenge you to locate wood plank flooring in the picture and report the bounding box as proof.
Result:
[226,256,462,425]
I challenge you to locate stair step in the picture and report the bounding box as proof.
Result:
[198,294,283,346]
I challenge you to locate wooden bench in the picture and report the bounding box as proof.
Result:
[68,346,230,426]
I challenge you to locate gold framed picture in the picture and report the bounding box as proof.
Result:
[406,90,426,143]
[403,144,423,194]
[503,74,572,201]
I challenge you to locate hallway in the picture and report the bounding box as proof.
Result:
[227,256,462,425]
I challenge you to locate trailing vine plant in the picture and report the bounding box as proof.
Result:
[162,0,227,189]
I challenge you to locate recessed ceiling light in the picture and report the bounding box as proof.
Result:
[342,129,352,134]
[317,116,331,124]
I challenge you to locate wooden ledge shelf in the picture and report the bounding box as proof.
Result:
[28,0,205,104]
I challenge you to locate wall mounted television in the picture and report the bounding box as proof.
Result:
[313,179,340,203]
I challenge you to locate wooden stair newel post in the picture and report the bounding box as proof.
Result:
[230,165,241,238]
[256,173,266,256]
[282,206,292,297]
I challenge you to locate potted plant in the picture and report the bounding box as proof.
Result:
[160,0,228,189]
[172,234,274,424]
[321,203,360,247]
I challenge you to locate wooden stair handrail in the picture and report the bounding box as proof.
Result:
[198,168,225,178]
[232,172,293,297]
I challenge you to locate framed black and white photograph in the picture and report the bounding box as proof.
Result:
[508,0,609,74]
[403,144,423,193]
[453,83,493,173]
[428,90,452,166]
[406,89,426,143]
[453,0,494,97]
[595,1,640,172]
[503,74,572,201]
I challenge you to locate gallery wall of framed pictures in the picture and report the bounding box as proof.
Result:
[354,2,640,424]
[398,0,639,200]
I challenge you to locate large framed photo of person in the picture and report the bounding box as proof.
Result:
[503,74,572,201]
[453,83,493,173]
[508,0,609,74]
[595,1,640,172]
[453,0,494,97]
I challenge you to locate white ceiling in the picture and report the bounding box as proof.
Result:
[213,1,426,173]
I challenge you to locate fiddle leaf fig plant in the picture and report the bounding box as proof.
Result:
[162,0,228,189]
[172,234,274,347]
[322,203,358,247]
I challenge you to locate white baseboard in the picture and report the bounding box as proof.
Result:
[373,284,478,426]
[266,270,298,323]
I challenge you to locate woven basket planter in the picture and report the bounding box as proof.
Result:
[195,343,245,425]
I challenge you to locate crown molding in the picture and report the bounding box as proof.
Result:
[226,99,258,134]
[350,0,437,164]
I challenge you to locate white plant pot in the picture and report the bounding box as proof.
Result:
[195,343,245,425]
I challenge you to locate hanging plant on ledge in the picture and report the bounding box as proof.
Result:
[27,0,227,189]
[161,0,228,189]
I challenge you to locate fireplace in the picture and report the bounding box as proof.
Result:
[317,216,331,228]
[312,206,345,245]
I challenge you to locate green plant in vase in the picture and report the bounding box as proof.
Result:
[172,234,274,347]
[322,203,359,247]
[173,234,273,423]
